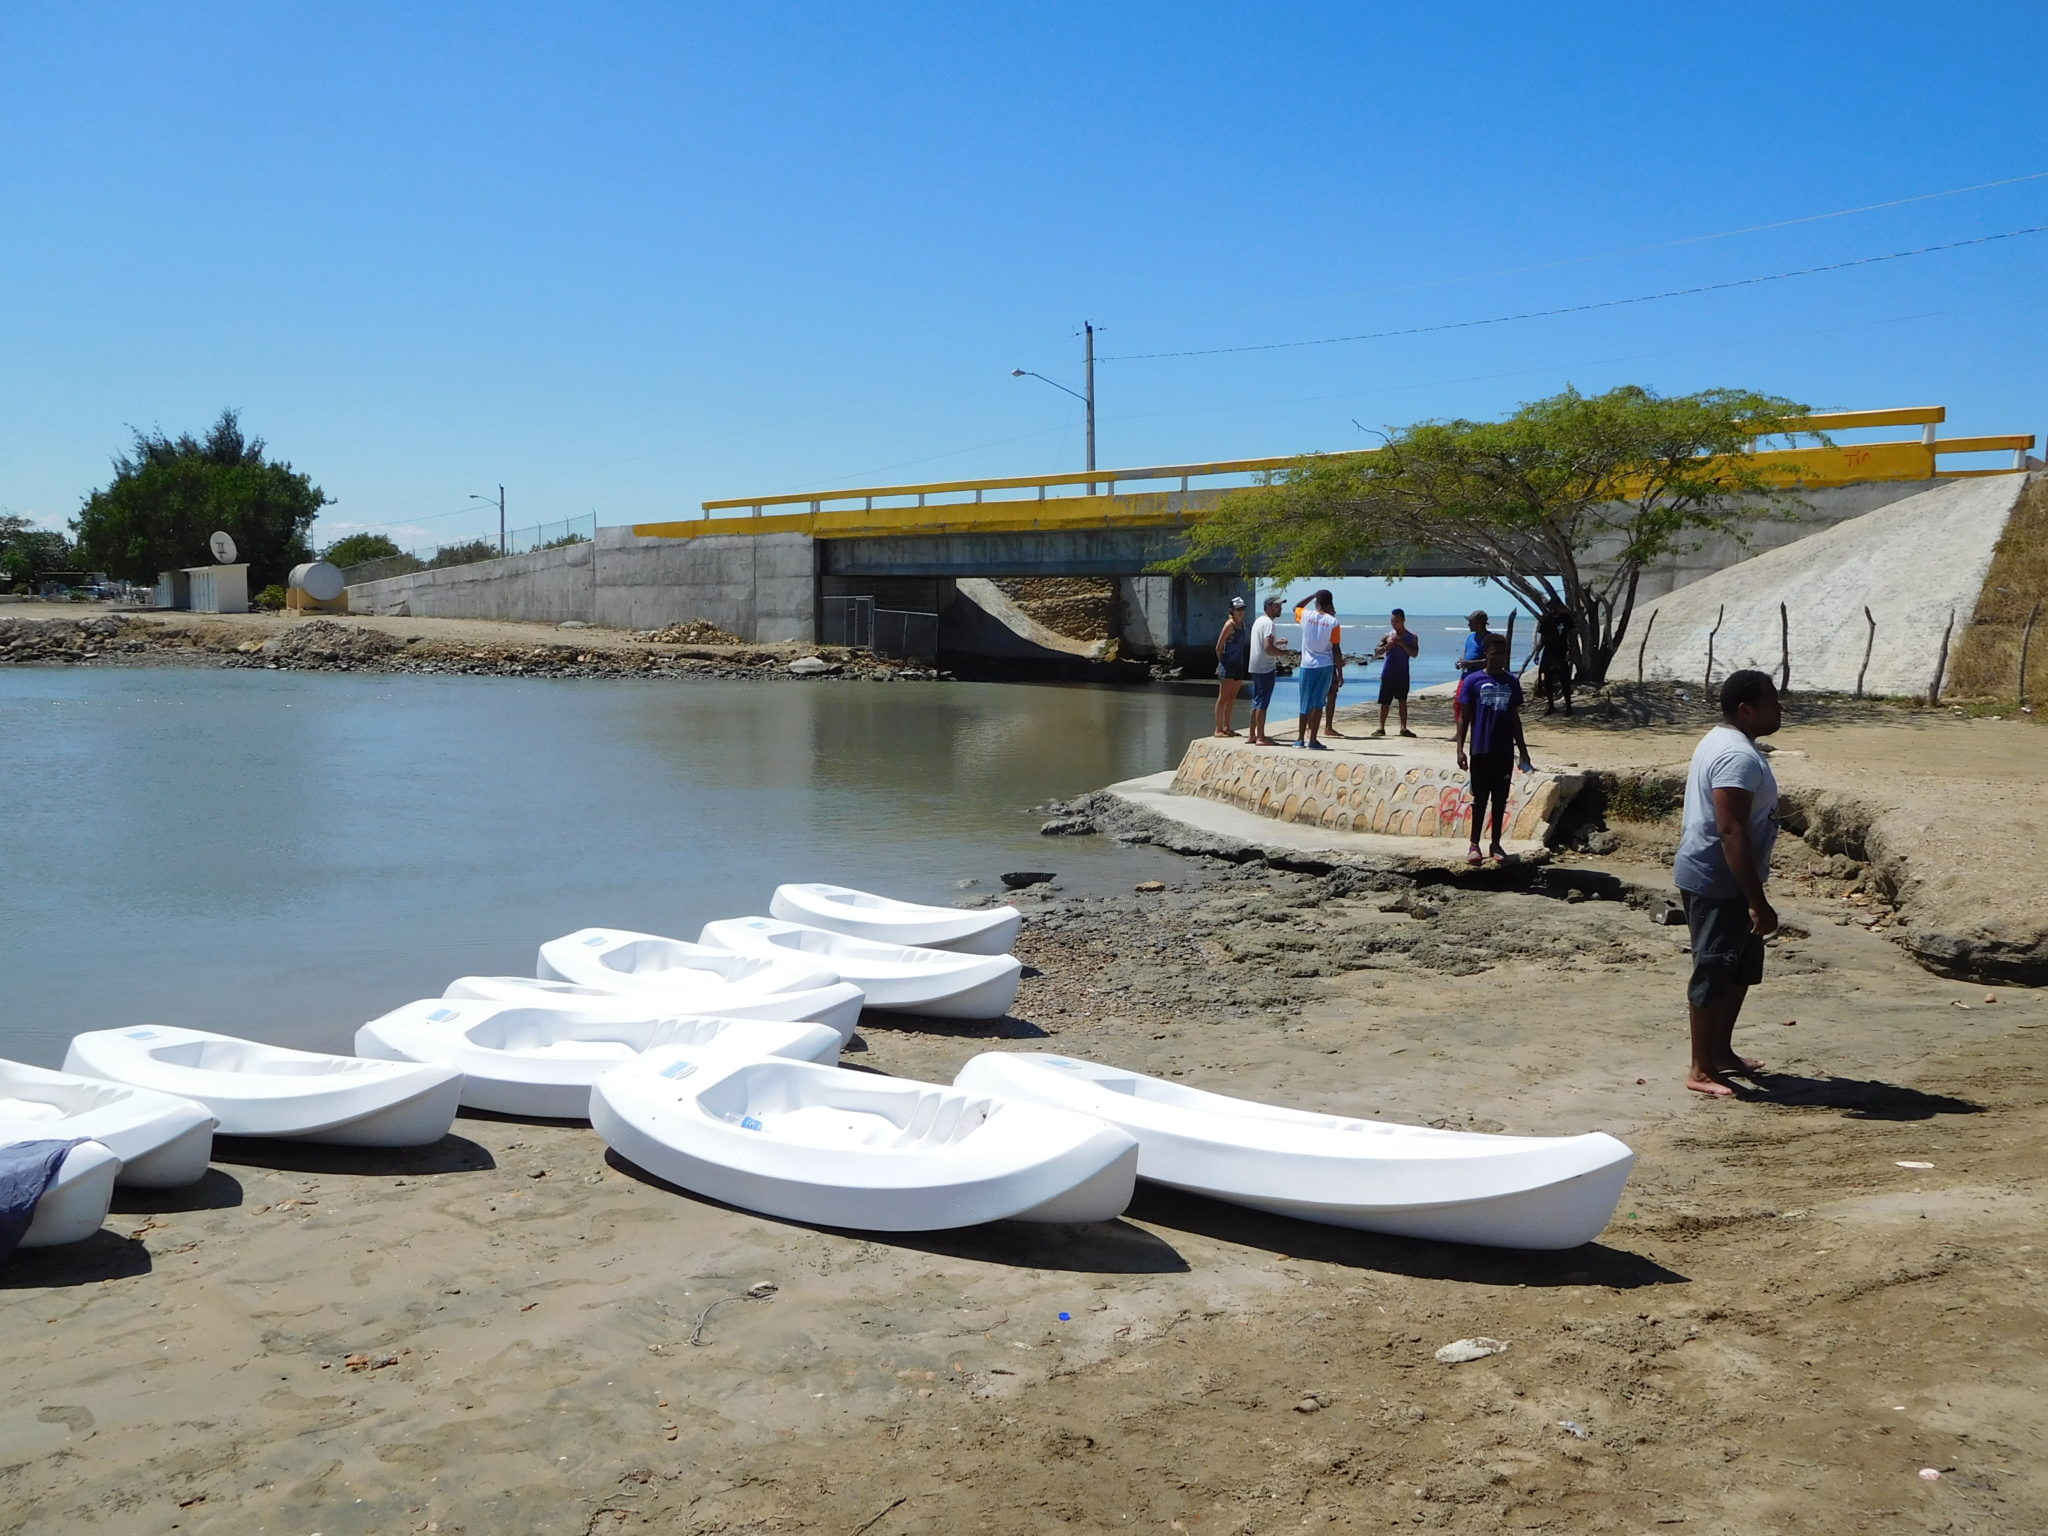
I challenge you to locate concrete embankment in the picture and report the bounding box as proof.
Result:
[1628,474,2036,696]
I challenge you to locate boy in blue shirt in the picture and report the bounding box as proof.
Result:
[1452,635,1534,865]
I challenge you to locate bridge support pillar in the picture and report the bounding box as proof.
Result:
[1117,573,1251,670]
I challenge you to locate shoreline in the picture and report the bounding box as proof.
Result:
[0,611,945,682]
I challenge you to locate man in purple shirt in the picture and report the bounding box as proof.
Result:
[1452,634,1534,865]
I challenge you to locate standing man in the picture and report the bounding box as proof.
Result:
[1533,600,1576,716]
[1293,589,1340,751]
[1369,608,1420,738]
[1453,609,1499,729]
[1452,634,1533,865]
[1673,670,1783,1098]
[1245,594,1291,746]
[1213,596,1250,737]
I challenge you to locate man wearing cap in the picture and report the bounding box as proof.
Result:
[1453,609,1500,728]
[1245,594,1291,745]
[1213,595,1251,737]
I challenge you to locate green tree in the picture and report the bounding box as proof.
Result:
[321,531,403,568]
[1166,385,1815,683]
[0,514,74,584]
[71,409,330,587]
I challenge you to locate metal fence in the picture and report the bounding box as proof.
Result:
[338,513,597,586]
[873,608,939,663]
[820,596,874,650]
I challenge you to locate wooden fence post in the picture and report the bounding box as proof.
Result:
[2020,599,2042,708]
[1779,602,1790,694]
[1704,604,1724,695]
[1636,609,1657,683]
[1927,609,1955,705]
[1855,607,1875,699]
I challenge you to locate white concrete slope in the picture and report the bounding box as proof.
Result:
[1627,475,2028,697]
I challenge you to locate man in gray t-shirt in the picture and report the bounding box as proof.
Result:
[1672,670,1783,1098]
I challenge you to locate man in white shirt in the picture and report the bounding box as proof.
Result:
[1292,589,1340,750]
[1245,595,1291,745]
[1673,670,1783,1098]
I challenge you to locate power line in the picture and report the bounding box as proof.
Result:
[1244,169,2048,313]
[1104,224,2048,362]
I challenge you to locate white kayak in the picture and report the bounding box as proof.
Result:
[445,973,865,1045]
[769,883,1021,956]
[14,1140,122,1250]
[355,999,844,1119]
[698,916,1022,1019]
[0,1057,217,1187]
[952,1053,1635,1250]
[64,1027,463,1147]
[591,1049,1138,1231]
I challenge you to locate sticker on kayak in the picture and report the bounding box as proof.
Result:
[660,1060,698,1080]
[584,934,608,946]
[427,1007,457,1022]
[1046,1057,1079,1068]
[126,1028,160,1039]
[740,1115,763,1131]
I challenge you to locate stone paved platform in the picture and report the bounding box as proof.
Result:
[1168,734,1586,845]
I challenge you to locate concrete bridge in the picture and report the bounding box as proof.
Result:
[348,407,2034,661]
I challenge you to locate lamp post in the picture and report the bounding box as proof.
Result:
[470,485,505,555]
[1011,320,1096,490]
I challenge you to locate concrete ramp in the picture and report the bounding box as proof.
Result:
[1627,475,2030,697]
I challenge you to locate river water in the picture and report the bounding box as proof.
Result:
[0,667,1221,1067]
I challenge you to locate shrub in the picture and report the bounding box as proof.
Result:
[254,583,288,610]
[1606,775,1679,822]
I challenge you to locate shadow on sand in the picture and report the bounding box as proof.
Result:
[601,1148,1188,1275]
[3,1229,154,1288]
[1125,1184,1686,1289]
[206,1132,497,1177]
[109,1167,244,1216]
[1726,1071,1984,1121]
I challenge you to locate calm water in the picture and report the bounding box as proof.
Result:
[0,667,1220,1066]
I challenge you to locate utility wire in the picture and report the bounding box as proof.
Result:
[1104,224,2048,362]
[1251,169,2048,310]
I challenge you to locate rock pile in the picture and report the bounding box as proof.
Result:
[645,619,745,645]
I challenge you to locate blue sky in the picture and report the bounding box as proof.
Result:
[3,3,2042,613]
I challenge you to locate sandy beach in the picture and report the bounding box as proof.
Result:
[4,693,2044,1536]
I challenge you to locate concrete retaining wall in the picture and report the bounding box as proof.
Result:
[1170,738,1585,846]
[1628,476,2027,696]
[345,530,819,642]
[592,527,817,642]
[348,542,596,622]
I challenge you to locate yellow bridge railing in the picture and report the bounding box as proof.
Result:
[631,408,2035,543]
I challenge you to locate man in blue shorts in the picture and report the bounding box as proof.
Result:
[1293,590,1340,750]
[1246,594,1291,745]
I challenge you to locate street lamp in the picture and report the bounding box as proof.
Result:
[470,485,505,555]
[1011,320,1096,489]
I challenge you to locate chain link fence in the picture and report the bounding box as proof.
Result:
[338,514,597,586]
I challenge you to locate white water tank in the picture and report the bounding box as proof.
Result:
[288,561,346,602]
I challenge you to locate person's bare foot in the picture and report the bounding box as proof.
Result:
[1213,729,1240,737]
[1717,1055,1765,1076]
[1324,728,1348,738]
[1685,1069,1739,1097]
